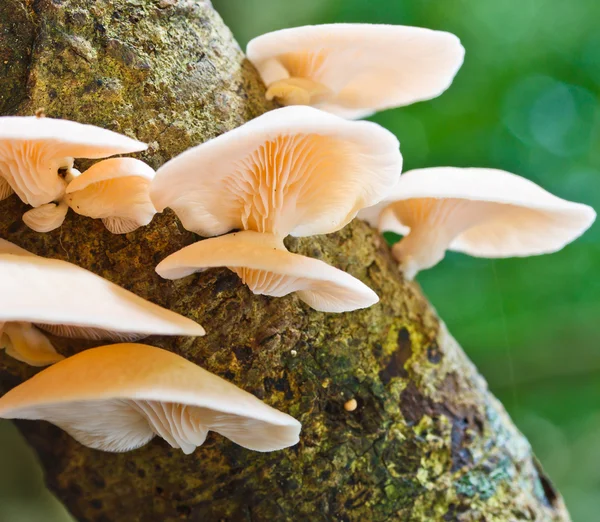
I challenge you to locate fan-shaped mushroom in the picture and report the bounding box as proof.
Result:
[0,116,147,208]
[0,343,302,453]
[247,24,464,119]
[65,158,156,234]
[0,239,205,366]
[156,230,378,313]
[360,167,596,279]
[150,106,401,238]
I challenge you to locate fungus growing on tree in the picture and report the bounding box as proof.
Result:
[0,344,302,453]
[65,157,157,234]
[150,106,400,310]
[0,116,147,208]
[156,231,379,313]
[0,240,205,366]
[246,24,465,119]
[360,167,597,279]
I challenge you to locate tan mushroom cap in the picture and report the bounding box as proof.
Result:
[0,343,302,453]
[366,167,596,278]
[65,158,157,234]
[0,116,147,207]
[247,24,465,118]
[0,243,205,339]
[150,106,401,238]
[156,230,379,313]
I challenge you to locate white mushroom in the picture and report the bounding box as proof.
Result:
[0,239,205,366]
[360,167,596,279]
[65,158,156,234]
[0,343,302,453]
[247,24,465,118]
[22,201,70,233]
[0,116,147,208]
[156,230,378,313]
[150,106,402,238]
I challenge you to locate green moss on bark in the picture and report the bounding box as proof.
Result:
[0,1,570,520]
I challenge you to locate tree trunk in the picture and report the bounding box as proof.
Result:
[0,1,571,521]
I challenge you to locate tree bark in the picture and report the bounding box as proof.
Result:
[0,1,571,521]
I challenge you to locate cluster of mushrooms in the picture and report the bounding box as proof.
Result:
[0,24,595,456]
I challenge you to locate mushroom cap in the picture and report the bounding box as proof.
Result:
[375,167,597,257]
[0,116,147,206]
[156,230,379,313]
[0,250,205,338]
[247,24,465,118]
[0,343,302,453]
[150,106,401,238]
[65,158,156,234]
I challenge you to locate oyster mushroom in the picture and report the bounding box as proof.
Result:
[156,230,378,313]
[247,24,464,119]
[65,158,156,234]
[360,167,596,279]
[0,116,147,208]
[0,239,205,366]
[0,343,302,453]
[150,106,402,238]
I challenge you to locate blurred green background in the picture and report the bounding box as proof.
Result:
[1,0,598,520]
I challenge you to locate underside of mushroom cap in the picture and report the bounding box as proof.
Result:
[150,106,401,238]
[247,24,465,117]
[375,167,597,257]
[0,116,147,207]
[156,230,379,313]
[0,251,205,338]
[0,344,302,453]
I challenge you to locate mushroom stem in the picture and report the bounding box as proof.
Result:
[390,198,499,279]
[0,322,64,367]
[266,78,332,106]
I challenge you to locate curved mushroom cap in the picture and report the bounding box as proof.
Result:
[247,24,464,118]
[375,167,596,257]
[0,238,34,256]
[150,106,401,238]
[0,116,147,207]
[0,343,302,453]
[22,201,69,233]
[0,250,205,339]
[65,158,156,234]
[156,230,379,313]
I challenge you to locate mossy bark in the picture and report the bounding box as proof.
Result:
[0,1,571,521]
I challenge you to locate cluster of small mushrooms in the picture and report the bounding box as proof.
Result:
[0,24,595,455]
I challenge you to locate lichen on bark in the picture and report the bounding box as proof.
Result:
[0,1,571,521]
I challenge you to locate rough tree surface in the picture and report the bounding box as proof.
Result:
[0,1,571,521]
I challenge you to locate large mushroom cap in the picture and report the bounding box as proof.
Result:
[247,24,465,118]
[156,230,379,313]
[0,343,302,453]
[376,167,596,258]
[65,158,157,234]
[150,106,401,238]
[0,116,147,207]
[0,245,205,339]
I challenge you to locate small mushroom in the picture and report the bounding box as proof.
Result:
[247,24,464,118]
[360,167,596,279]
[150,106,402,238]
[65,158,156,234]
[22,201,70,233]
[0,343,302,453]
[156,230,378,313]
[0,239,205,366]
[0,116,147,208]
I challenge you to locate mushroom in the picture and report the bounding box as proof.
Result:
[156,230,379,313]
[246,24,465,119]
[150,106,402,238]
[0,116,147,230]
[22,201,70,233]
[0,239,205,366]
[360,167,596,279]
[65,158,156,234]
[0,343,302,453]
